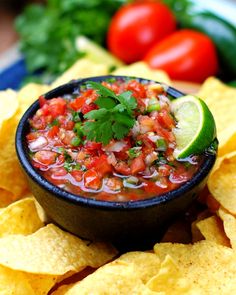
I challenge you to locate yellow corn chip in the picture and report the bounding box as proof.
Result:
[154,241,236,294]
[197,77,236,155]
[208,151,236,215]
[0,264,35,295]
[53,260,156,295]
[17,83,50,114]
[0,197,44,237]
[51,58,109,88]
[218,207,236,249]
[147,255,200,294]
[0,223,117,275]
[117,252,160,284]
[196,215,230,247]
[0,89,18,129]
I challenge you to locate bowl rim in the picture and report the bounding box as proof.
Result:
[15,75,217,210]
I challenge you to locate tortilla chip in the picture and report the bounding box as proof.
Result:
[112,61,171,85]
[196,215,230,247]
[197,77,236,155]
[0,197,44,237]
[217,126,236,157]
[0,224,117,275]
[0,89,18,129]
[53,260,156,295]
[208,151,236,215]
[0,115,29,197]
[154,241,236,294]
[147,255,199,294]
[218,207,236,249]
[0,264,35,294]
[76,36,123,67]
[17,83,50,114]
[117,252,160,284]
[52,58,109,88]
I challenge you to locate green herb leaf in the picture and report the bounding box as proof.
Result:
[82,82,137,145]
[86,81,117,99]
[95,97,117,109]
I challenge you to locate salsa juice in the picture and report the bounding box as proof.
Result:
[27,79,202,202]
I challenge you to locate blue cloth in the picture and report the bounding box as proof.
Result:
[0,58,28,90]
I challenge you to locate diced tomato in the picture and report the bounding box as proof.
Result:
[138,116,155,133]
[87,155,112,177]
[114,161,131,176]
[69,96,86,111]
[84,169,101,190]
[102,81,120,94]
[70,170,83,182]
[84,141,102,151]
[81,103,98,115]
[26,132,38,141]
[154,121,175,142]
[48,98,66,118]
[130,155,145,174]
[63,120,74,130]
[39,95,47,107]
[34,150,57,165]
[157,109,175,130]
[51,167,67,177]
[48,126,59,138]
[126,80,146,98]
[29,116,47,130]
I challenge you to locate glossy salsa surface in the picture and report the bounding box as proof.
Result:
[26,78,202,202]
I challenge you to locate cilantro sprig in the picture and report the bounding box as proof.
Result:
[82,81,137,145]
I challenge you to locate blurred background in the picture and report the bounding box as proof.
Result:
[0,0,236,90]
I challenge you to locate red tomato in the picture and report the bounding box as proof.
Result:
[84,141,102,151]
[130,155,145,174]
[84,169,101,190]
[107,2,176,63]
[34,150,57,165]
[114,161,131,176]
[157,109,175,130]
[86,154,112,177]
[48,98,66,118]
[69,96,86,111]
[48,125,59,138]
[144,29,218,83]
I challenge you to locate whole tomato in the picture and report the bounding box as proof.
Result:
[107,1,176,63]
[144,29,218,83]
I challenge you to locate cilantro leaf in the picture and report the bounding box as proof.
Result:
[86,81,117,99]
[95,97,116,109]
[82,81,138,145]
[117,91,137,114]
[112,122,129,140]
[84,109,108,120]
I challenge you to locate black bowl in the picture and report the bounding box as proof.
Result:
[15,75,217,250]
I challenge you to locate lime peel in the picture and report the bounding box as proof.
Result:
[171,95,216,159]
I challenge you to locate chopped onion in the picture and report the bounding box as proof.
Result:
[103,141,126,152]
[28,136,48,151]
[145,152,158,166]
[107,152,117,166]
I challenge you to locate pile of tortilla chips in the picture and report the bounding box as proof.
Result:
[0,54,236,294]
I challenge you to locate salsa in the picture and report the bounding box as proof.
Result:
[27,78,202,202]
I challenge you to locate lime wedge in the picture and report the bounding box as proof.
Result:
[75,36,123,68]
[171,95,216,159]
